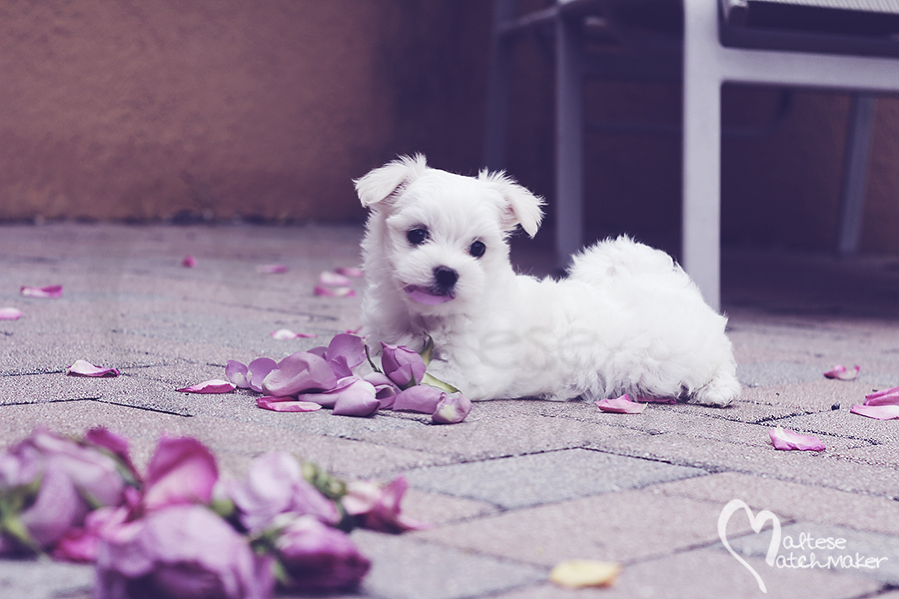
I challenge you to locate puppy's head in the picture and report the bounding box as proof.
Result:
[355,154,544,313]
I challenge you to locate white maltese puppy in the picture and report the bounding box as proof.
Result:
[355,155,740,407]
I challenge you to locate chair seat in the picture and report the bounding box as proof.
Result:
[720,0,899,56]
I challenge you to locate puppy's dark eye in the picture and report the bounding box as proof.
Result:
[407,228,429,246]
[469,240,486,258]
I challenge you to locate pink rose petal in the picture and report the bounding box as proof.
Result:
[0,307,22,320]
[225,360,250,388]
[142,437,219,510]
[850,404,899,420]
[318,271,353,287]
[177,379,236,393]
[824,365,860,381]
[65,359,120,378]
[262,352,338,397]
[20,285,63,298]
[257,264,288,274]
[181,255,197,268]
[393,385,446,413]
[314,285,356,298]
[271,328,318,340]
[864,386,899,406]
[769,426,826,451]
[595,394,647,414]
[257,396,323,412]
[247,357,279,393]
[432,393,472,424]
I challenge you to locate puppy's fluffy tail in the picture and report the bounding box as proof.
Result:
[568,235,682,286]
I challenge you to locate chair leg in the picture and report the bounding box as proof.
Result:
[555,13,584,268]
[682,0,723,311]
[837,93,876,257]
[484,0,517,171]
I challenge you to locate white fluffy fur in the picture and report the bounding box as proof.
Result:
[355,155,741,406]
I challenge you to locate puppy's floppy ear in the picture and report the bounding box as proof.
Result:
[354,154,428,208]
[479,169,545,238]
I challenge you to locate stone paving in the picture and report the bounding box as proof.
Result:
[2,223,899,599]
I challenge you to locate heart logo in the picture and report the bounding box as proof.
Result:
[718,499,782,594]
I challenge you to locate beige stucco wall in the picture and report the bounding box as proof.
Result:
[0,0,490,223]
[1,1,899,255]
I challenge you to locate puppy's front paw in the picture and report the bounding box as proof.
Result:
[690,374,741,407]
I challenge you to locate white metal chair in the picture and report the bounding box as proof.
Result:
[485,0,899,310]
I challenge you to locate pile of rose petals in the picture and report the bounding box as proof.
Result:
[219,333,472,424]
[851,386,899,420]
[314,267,363,298]
[0,428,425,597]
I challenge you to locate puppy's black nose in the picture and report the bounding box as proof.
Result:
[433,266,458,290]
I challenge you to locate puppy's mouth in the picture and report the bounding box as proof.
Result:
[403,285,455,306]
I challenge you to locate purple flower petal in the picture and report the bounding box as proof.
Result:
[225,360,250,388]
[363,372,399,409]
[319,271,354,287]
[326,334,366,378]
[314,285,356,297]
[256,264,288,274]
[850,404,899,420]
[824,365,860,380]
[769,426,826,451]
[270,328,318,340]
[393,385,446,413]
[331,378,380,417]
[274,515,370,593]
[335,267,364,278]
[342,476,430,533]
[864,386,899,406]
[247,357,279,393]
[432,393,472,424]
[257,396,323,412]
[594,394,647,414]
[181,255,197,268]
[0,307,22,320]
[95,505,275,599]
[65,359,120,378]
[177,379,236,393]
[20,285,63,298]
[262,352,337,397]
[381,342,427,389]
[143,437,219,510]
[85,427,139,481]
[227,452,340,532]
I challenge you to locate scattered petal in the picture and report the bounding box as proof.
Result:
[177,379,236,393]
[257,396,323,412]
[549,560,621,589]
[275,515,370,593]
[65,359,120,378]
[181,255,197,268]
[334,267,364,278]
[0,307,22,320]
[824,365,860,381]
[850,404,899,420]
[20,285,62,298]
[595,394,647,414]
[381,342,427,389]
[143,436,219,510]
[262,352,338,397]
[864,386,899,406]
[324,334,367,378]
[247,357,279,393]
[226,360,250,388]
[393,385,446,413]
[271,328,318,340]
[318,271,353,287]
[314,285,356,298]
[769,426,825,451]
[342,476,430,533]
[345,326,364,335]
[432,393,472,424]
[256,264,288,274]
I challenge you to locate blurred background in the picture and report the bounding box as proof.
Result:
[3,0,899,256]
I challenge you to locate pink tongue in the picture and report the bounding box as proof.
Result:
[404,285,453,305]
